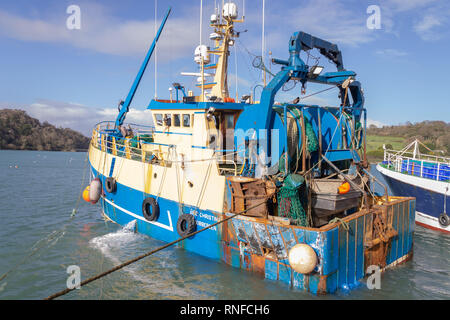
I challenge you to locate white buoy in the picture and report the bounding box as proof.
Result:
[89,178,102,204]
[288,244,317,274]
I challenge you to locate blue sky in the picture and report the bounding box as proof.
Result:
[0,0,449,134]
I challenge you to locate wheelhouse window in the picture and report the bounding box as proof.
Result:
[226,114,234,129]
[163,114,172,126]
[154,114,163,126]
[173,114,181,127]
[183,114,191,127]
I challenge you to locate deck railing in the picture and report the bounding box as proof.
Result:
[90,121,239,175]
[382,148,450,182]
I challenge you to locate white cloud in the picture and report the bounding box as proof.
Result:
[9,100,154,136]
[414,14,444,41]
[383,0,440,12]
[0,4,201,60]
[379,0,450,41]
[375,48,408,57]
[266,0,375,48]
[367,119,385,128]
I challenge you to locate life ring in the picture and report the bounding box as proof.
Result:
[438,213,450,227]
[105,177,117,193]
[142,197,159,221]
[176,214,196,237]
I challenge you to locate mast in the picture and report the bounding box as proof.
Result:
[154,0,158,99]
[200,0,205,101]
[207,2,244,101]
[262,0,266,87]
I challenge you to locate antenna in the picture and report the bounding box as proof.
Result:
[200,0,204,101]
[235,45,238,101]
[154,0,158,99]
[200,0,203,46]
[262,0,266,86]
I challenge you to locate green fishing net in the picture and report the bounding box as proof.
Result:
[277,174,308,227]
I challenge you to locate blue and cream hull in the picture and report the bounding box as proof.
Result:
[377,164,450,234]
[88,145,415,295]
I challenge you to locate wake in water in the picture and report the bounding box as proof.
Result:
[88,220,200,299]
[89,220,139,263]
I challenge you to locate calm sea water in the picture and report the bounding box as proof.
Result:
[0,150,449,300]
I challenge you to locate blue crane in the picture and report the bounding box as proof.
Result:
[235,31,366,174]
[114,7,172,131]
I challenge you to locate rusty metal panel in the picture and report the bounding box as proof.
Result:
[308,273,321,294]
[279,226,297,252]
[278,262,292,287]
[347,219,357,286]
[325,271,338,294]
[386,205,396,265]
[363,211,373,250]
[355,215,365,281]
[388,201,399,265]
[231,218,248,243]
[305,230,323,274]
[292,271,306,291]
[407,199,415,251]
[398,201,405,259]
[264,258,278,281]
[241,220,263,255]
[254,222,273,251]
[320,228,339,276]
[250,253,266,275]
[266,224,288,259]
[293,227,306,243]
[396,202,403,261]
[338,224,348,288]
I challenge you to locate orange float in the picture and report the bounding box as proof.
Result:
[82,186,91,203]
[338,182,350,194]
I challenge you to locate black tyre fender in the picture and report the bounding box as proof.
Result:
[176,214,196,237]
[105,177,117,193]
[142,197,159,221]
[438,213,450,227]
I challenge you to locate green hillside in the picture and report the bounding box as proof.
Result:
[0,109,90,152]
[366,121,450,161]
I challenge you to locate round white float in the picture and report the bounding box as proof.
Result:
[89,178,102,204]
[288,243,317,274]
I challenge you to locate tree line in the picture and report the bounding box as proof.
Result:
[367,120,450,159]
[0,109,90,151]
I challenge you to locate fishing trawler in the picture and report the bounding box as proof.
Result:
[377,139,450,234]
[84,3,415,294]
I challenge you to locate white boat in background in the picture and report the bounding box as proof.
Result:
[377,139,450,233]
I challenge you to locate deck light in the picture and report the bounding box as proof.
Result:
[308,65,323,78]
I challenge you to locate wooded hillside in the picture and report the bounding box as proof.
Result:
[0,109,90,151]
[366,121,450,160]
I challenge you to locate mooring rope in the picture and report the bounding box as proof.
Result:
[44,200,268,300]
[72,152,90,216]
[328,217,350,231]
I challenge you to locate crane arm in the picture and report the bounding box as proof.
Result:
[115,7,172,129]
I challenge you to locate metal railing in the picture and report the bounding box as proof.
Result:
[90,121,239,175]
[382,149,450,182]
